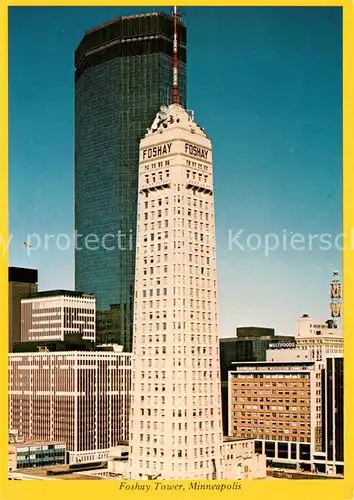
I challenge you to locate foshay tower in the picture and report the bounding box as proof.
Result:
[128,8,223,479]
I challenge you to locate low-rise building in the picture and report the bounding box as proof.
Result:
[228,357,343,476]
[20,290,96,344]
[220,330,294,434]
[295,315,343,362]
[9,348,131,464]
[221,437,266,479]
[8,439,66,471]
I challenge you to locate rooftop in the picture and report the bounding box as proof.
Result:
[86,11,185,35]
[13,466,105,480]
[147,103,207,139]
[22,290,95,300]
[223,436,254,442]
[221,335,294,343]
[9,267,38,284]
[230,360,315,367]
[9,440,65,447]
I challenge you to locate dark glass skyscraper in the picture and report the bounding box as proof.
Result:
[74,12,187,351]
[8,267,38,352]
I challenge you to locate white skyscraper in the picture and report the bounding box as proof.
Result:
[128,102,224,479]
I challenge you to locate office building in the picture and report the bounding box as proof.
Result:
[126,93,268,480]
[296,314,341,337]
[220,331,295,434]
[75,12,187,351]
[8,438,66,471]
[9,349,131,464]
[8,267,38,352]
[20,290,96,344]
[128,99,225,479]
[295,315,343,361]
[319,357,343,475]
[228,356,344,475]
[222,437,266,479]
[236,326,275,338]
[96,305,122,345]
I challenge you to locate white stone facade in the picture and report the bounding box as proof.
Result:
[222,438,266,479]
[296,316,343,362]
[129,103,223,479]
[21,293,96,343]
[9,350,131,464]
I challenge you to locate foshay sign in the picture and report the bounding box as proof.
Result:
[142,143,172,160]
[184,142,209,160]
[141,141,210,161]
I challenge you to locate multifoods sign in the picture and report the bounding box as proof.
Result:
[268,341,296,349]
[141,141,209,160]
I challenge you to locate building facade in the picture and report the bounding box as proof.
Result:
[228,358,344,475]
[220,333,294,435]
[75,12,187,351]
[129,103,224,479]
[8,267,38,352]
[20,291,96,344]
[8,440,66,471]
[295,315,343,361]
[319,357,343,475]
[221,437,266,480]
[9,350,131,464]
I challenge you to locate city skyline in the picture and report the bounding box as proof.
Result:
[9,6,342,337]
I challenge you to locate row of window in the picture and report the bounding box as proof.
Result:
[137,420,217,433]
[136,382,217,394]
[139,277,216,295]
[186,159,210,172]
[142,231,211,245]
[142,209,213,222]
[135,446,216,460]
[141,242,213,257]
[132,394,217,406]
[235,396,310,410]
[235,405,310,412]
[144,170,169,184]
[234,390,311,398]
[135,433,219,447]
[135,357,215,369]
[237,419,310,427]
[143,160,170,171]
[138,324,216,334]
[138,304,214,322]
[139,369,215,378]
[142,224,212,238]
[142,195,211,209]
[133,459,212,472]
[235,428,311,436]
[139,284,216,298]
[186,170,209,184]
[235,394,309,401]
[138,335,216,350]
[237,412,309,420]
[235,381,309,387]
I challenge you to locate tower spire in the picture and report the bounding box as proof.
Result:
[172,6,179,105]
[330,270,342,327]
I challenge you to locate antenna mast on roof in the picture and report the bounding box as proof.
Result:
[172,6,180,105]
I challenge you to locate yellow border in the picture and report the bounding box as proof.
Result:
[1,1,353,499]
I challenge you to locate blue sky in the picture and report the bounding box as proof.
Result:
[9,7,342,337]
